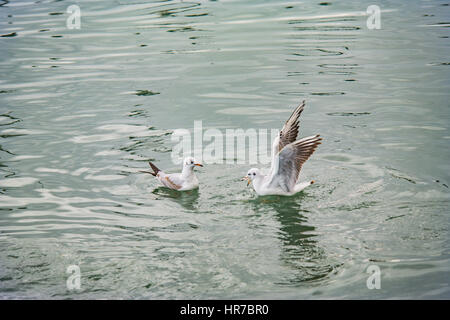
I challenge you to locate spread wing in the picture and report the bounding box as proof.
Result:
[268,134,322,192]
[275,100,305,153]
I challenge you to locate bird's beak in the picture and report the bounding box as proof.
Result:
[139,170,153,174]
[194,163,203,167]
[242,176,250,186]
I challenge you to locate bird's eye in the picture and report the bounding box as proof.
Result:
[191,161,194,164]
[253,173,256,176]
[248,173,250,176]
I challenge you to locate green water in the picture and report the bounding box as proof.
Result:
[0,0,449,299]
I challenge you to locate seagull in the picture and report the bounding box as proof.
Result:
[141,156,203,191]
[242,100,322,196]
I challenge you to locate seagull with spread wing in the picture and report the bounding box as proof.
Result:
[242,100,322,196]
[141,157,203,191]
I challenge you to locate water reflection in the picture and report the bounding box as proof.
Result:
[249,195,333,285]
[152,186,199,211]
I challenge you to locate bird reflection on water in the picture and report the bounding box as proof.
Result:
[152,186,200,211]
[248,194,337,285]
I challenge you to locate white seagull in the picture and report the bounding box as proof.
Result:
[141,157,203,191]
[243,100,322,196]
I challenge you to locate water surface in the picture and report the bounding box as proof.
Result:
[0,0,449,299]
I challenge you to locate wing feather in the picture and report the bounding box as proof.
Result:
[165,176,182,190]
[158,173,182,190]
[268,134,322,192]
[276,100,306,153]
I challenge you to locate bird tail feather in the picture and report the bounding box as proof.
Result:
[148,161,161,176]
[140,161,161,176]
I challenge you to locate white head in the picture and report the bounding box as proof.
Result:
[242,168,261,186]
[183,157,203,170]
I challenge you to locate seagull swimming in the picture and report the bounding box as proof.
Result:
[243,100,322,196]
[141,156,203,191]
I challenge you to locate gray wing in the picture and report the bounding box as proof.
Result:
[275,101,305,153]
[267,134,322,192]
